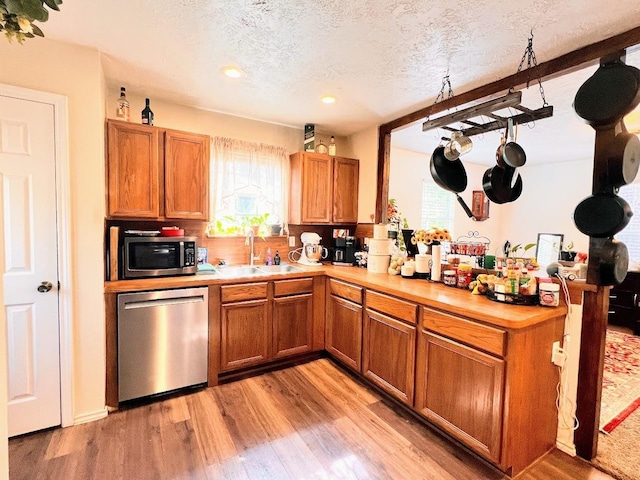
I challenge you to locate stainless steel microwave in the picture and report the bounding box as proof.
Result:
[123,236,197,279]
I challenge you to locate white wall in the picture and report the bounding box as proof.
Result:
[349,126,379,223]
[0,39,107,425]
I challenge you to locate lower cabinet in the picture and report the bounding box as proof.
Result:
[273,293,313,358]
[414,330,504,463]
[326,295,363,371]
[363,291,417,405]
[221,299,270,371]
[220,277,315,372]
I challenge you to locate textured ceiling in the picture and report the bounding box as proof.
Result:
[42,0,640,161]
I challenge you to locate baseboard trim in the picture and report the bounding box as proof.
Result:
[556,439,577,457]
[73,408,108,426]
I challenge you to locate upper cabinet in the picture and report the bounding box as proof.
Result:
[289,152,359,224]
[106,119,210,220]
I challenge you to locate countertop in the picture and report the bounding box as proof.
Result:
[105,263,570,329]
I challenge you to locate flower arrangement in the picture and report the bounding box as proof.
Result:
[411,227,452,246]
[0,0,63,43]
[387,198,407,228]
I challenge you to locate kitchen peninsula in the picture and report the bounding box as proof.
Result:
[105,265,570,476]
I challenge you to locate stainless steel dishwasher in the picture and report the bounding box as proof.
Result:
[117,287,208,402]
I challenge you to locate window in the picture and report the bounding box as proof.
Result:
[210,137,288,233]
[420,181,455,232]
[617,183,640,262]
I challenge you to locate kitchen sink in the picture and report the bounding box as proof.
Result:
[256,264,304,274]
[213,265,265,277]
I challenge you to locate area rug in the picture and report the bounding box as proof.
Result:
[593,407,640,480]
[599,330,640,433]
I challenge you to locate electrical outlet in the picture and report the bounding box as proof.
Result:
[552,341,565,367]
[288,236,296,247]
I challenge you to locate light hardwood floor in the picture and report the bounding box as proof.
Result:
[10,359,612,480]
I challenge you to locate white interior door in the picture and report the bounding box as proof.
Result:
[0,94,61,436]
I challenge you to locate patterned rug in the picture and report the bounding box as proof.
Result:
[600,330,640,433]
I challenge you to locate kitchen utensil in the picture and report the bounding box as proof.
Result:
[573,193,633,237]
[604,129,640,187]
[482,165,523,204]
[502,119,526,168]
[495,131,507,168]
[291,232,327,266]
[444,131,473,160]
[430,145,475,218]
[596,237,629,285]
[573,57,640,127]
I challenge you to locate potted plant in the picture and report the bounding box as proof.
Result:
[560,241,577,262]
[0,0,63,43]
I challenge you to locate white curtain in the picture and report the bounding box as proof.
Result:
[210,136,289,226]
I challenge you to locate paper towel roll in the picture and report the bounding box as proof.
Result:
[431,245,442,281]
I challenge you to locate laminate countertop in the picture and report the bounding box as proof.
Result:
[105,263,570,330]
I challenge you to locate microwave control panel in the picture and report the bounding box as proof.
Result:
[184,242,196,267]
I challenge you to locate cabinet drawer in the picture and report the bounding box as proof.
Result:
[274,278,313,297]
[366,290,417,325]
[609,290,638,308]
[329,279,362,304]
[221,282,268,303]
[422,307,506,357]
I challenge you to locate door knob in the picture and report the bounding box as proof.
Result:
[37,281,53,293]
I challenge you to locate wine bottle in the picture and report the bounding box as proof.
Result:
[141,98,154,125]
[328,135,336,155]
[116,87,130,121]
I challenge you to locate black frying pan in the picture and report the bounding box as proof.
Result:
[605,131,640,188]
[482,165,523,204]
[430,146,475,219]
[574,58,640,127]
[597,238,629,286]
[573,193,633,237]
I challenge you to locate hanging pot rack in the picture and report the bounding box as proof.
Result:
[422,90,554,139]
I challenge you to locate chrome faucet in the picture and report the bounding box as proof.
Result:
[245,228,260,265]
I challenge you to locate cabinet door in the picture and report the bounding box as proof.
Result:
[107,121,160,218]
[363,309,416,404]
[273,293,313,359]
[415,330,504,463]
[332,156,359,223]
[221,299,270,371]
[326,294,362,371]
[300,153,332,223]
[164,130,210,220]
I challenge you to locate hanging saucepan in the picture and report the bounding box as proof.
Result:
[495,132,507,168]
[573,58,640,127]
[596,237,629,286]
[429,145,475,218]
[573,192,633,237]
[502,119,526,168]
[482,164,523,204]
[605,130,640,188]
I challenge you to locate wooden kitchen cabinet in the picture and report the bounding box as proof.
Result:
[273,278,314,359]
[220,282,270,371]
[363,290,417,405]
[415,330,504,463]
[326,279,363,371]
[289,152,359,224]
[106,119,209,220]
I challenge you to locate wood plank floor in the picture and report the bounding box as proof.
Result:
[10,359,613,480]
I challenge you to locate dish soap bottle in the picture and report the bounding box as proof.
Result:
[274,251,281,265]
[266,247,273,266]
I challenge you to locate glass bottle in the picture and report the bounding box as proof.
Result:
[316,140,328,154]
[141,98,154,126]
[328,136,336,156]
[116,87,130,121]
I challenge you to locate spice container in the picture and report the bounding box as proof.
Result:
[539,283,560,307]
[443,269,457,286]
[457,264,473,288]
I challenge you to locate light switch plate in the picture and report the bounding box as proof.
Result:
[289,236,296,247]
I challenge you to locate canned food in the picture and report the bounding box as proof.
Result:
[457,264,473,288]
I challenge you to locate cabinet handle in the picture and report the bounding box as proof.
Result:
[635,294,639,308]
[610,295,617,299]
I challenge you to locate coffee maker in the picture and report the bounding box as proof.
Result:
[332,236,358,265]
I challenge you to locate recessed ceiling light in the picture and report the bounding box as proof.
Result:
[321,95,337,104]
[221,66,244,78]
